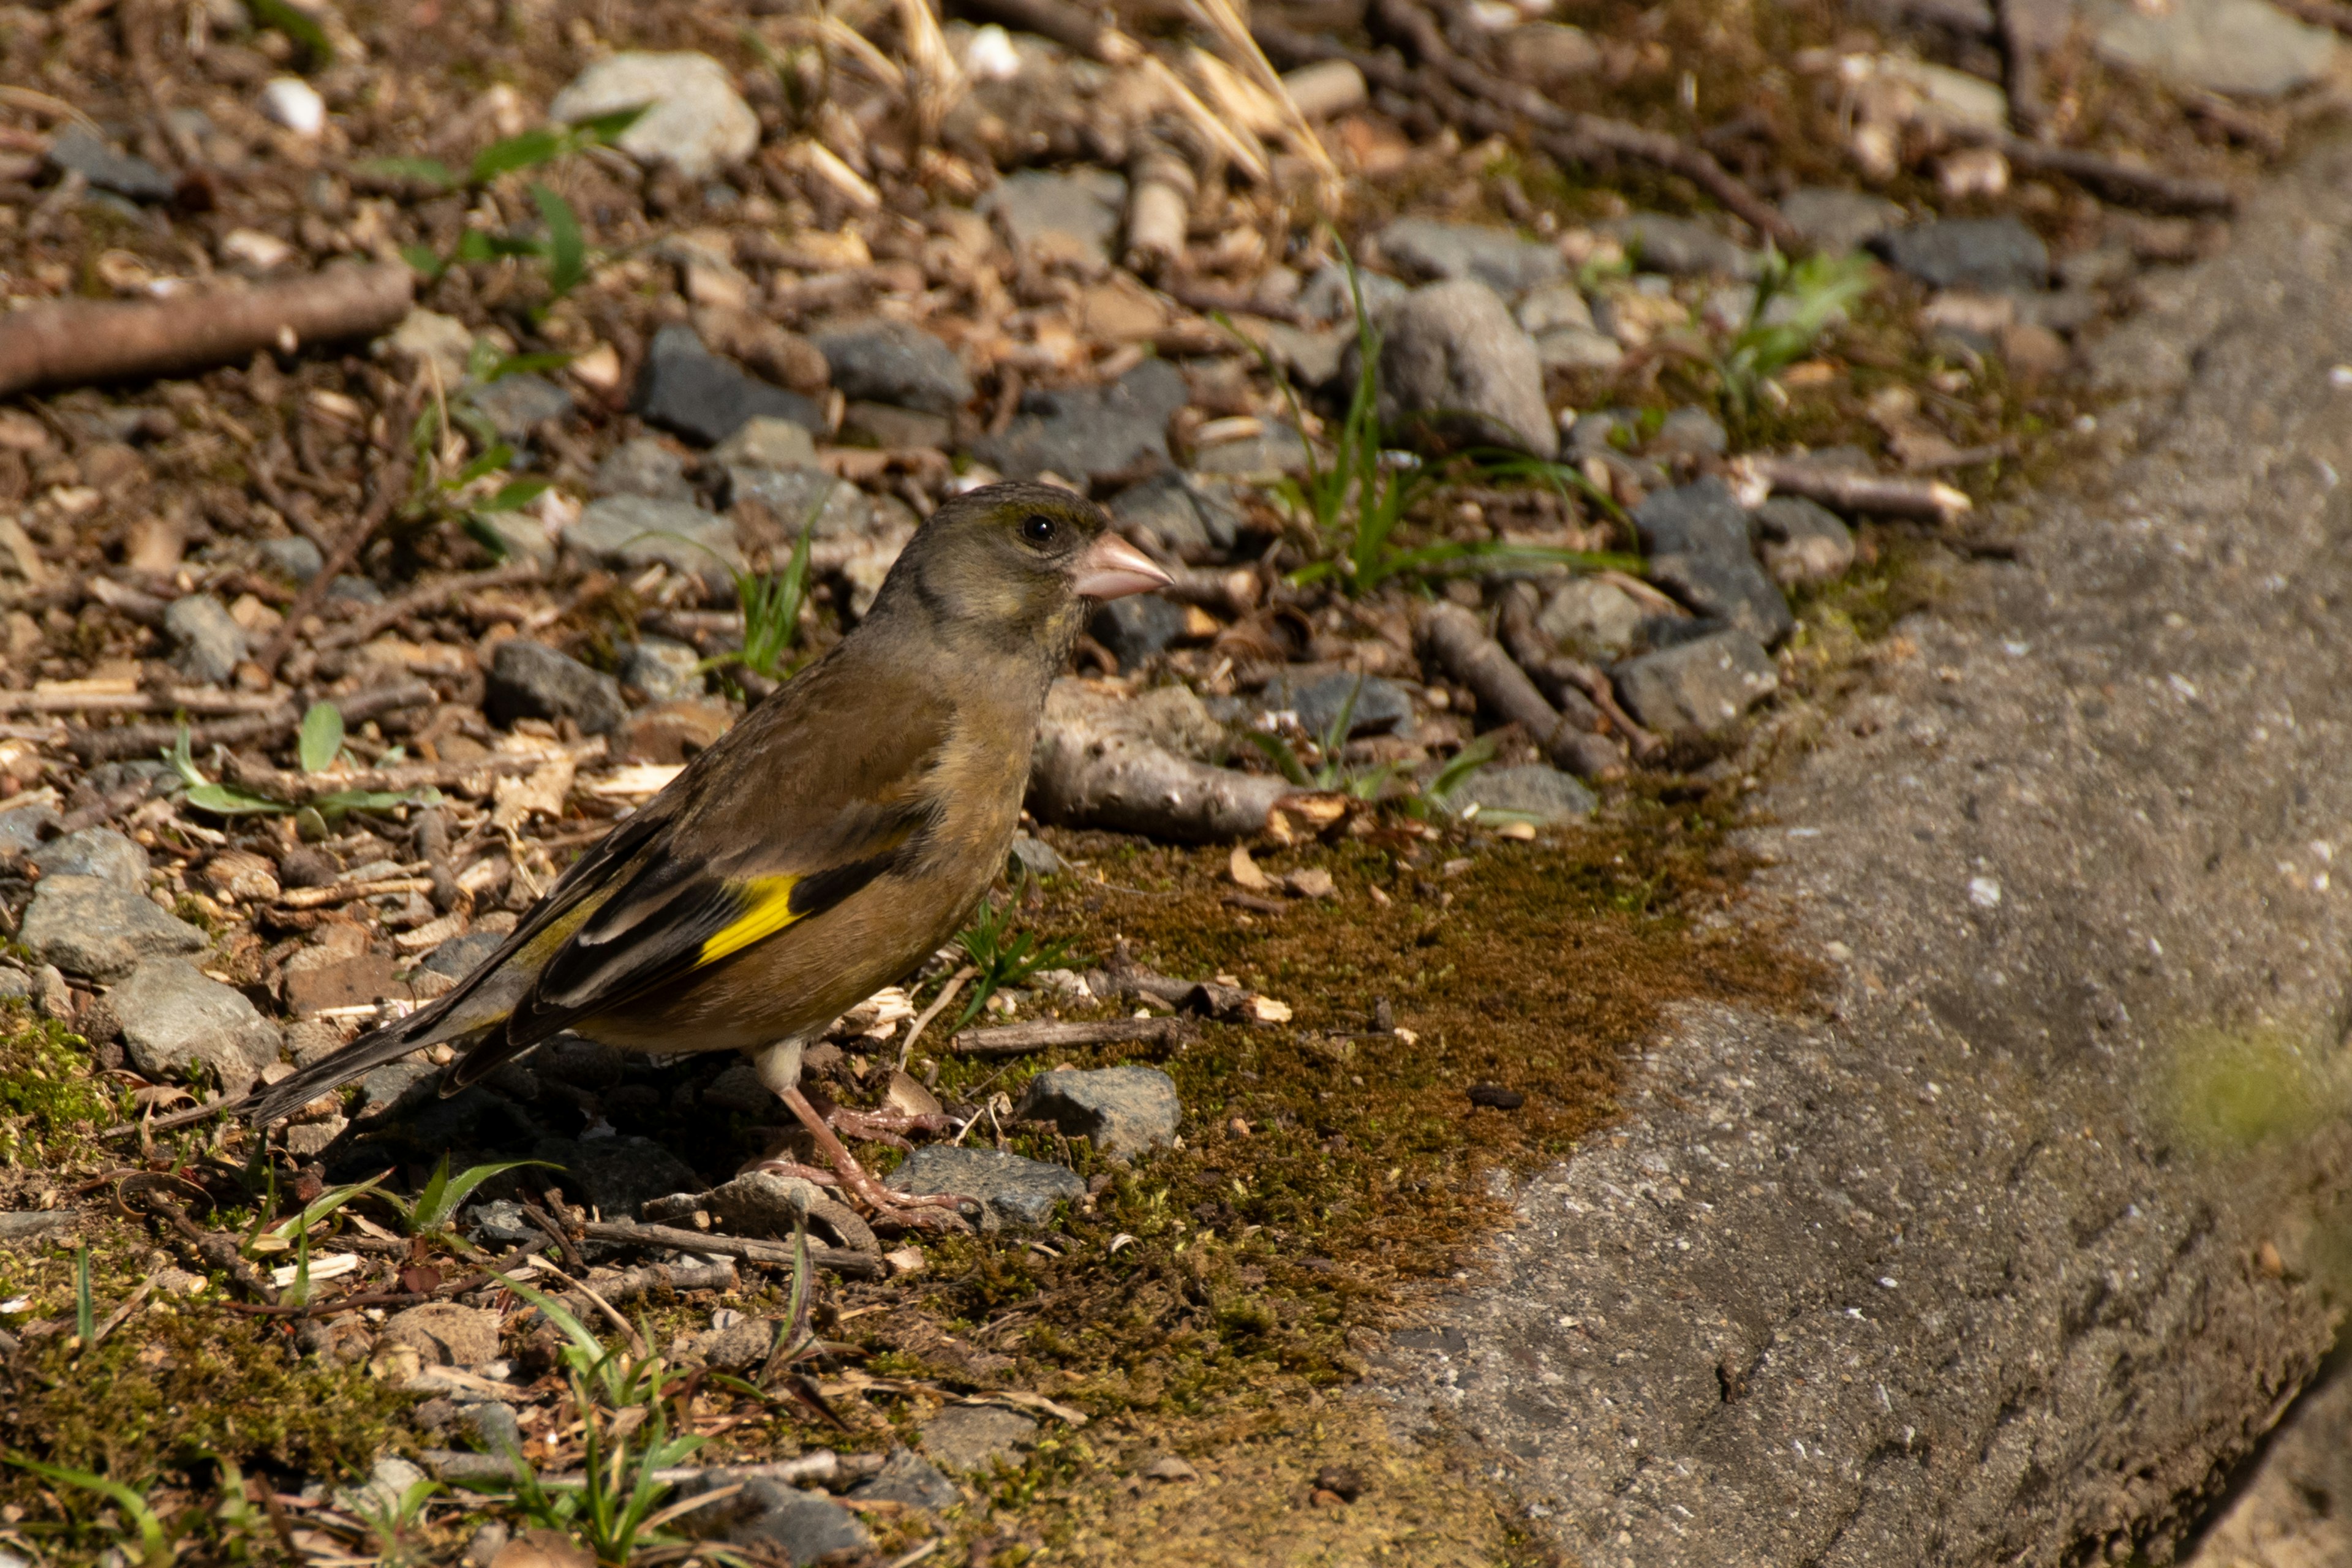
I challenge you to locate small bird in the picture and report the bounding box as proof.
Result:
[254,481,1169,1226]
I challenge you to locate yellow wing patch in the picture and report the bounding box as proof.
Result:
[698,875,805,967]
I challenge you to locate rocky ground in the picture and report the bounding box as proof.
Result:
[0,0,2345,1561]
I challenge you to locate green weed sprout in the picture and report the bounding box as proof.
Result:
[386,1157,551,1250]
[1715,249,1874,436]
[5,1455,174,1567]
[166,715,440,823]
[1246,676,1403,802]
[954,892,1074,1030]
[462,1273,719,1562]
[1245,247,1625,594]
[703,518,818,686]
[347,1472,442,1567]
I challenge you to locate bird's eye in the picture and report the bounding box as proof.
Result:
[1019,514,1057,546]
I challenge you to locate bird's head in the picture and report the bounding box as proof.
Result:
[867,480,1172,657]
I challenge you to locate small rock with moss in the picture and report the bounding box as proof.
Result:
[380,1303,502,1367]
[108,957,282,1096]
[886,1146,1082,1230]
[919,1404,1038,1472]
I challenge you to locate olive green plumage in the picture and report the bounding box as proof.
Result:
[254,481,1148,1125]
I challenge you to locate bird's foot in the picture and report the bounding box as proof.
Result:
[777,1085,974,1234]
[824,1105,953,1150]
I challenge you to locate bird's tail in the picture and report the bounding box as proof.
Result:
[250,992,490,1126]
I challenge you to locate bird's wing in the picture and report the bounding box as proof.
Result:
[450,663,958,1082]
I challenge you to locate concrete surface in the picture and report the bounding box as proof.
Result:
[1373,138,2352,1565]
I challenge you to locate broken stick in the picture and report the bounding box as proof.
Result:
[950,1016,1197,1058]
[1418,601,1624,780]
[0,263,413,398]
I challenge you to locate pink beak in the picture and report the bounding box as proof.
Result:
[1071,531,1174,600]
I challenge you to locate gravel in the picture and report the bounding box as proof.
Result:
[1088,593,1189,669]
[811,318,973,413]
[547,51,760,181]
[164,594,248,684]
[670,1474,873,1566]
[1108,470,1245,563]
[1777,187,1906,253]
[886,1146,1084,1230]
[979,168,1127,263]
[379,1303,502,1366]
[32,827,148,886]
[850,1449,961,1512]
[1012,1065,1182,1155]
[1871,216,2051,293]
[47,125,175,202]
[1374,217,1567,295]
[1599,213,1759,278]
[1611,627,1780,735]
[1452,763,1597,824]
[484,639,628,736]
[1370,279,1558,459]
[919,1404,1038,1472]
[1632,479,1793,644]
[634,323,823,447]
[108,957,283,1096]
[20,876,208,980]
[972,358,1189,482]
[1754,496,1858,587]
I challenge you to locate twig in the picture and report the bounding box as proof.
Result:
[896,965,977,1068]
[0,686,285,715]
[0,263,414,398]
[1417,601,1625,780]
[254,425,412,677]
[579,1219,889,1280]
[533,1255,647,1355]
[221,740,601,806]
[1950,127,2236,214]
[312,560,543,652]
[134,1189,279,1305]
[271,876,436,910]
[72,679,435,765]
[1735,456,1972,524]
[949,1015,1198,1058]
[415,805,464,913]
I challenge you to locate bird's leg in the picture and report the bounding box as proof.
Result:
[754,1039,971,1234]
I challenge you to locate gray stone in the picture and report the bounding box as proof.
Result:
[32,827,147,888]
[1368,280,1557,459]
[358,1060,439,1121]
[535,1136,703,1218]
[462,1403,522,1458]
[47,126,175,202]
[329,575,383,605]
[0,1211,76,1242]
[619,637,703,701]
[1612,627,1779,735]
[1600,214,1760,279]
[1651,407,1728,459]
[919,1404,1038,1472]
[886,1145,1083,1229]
[1108,470,1243,564]
[1375,217,1566,296]
[1778,188,1907,254]
[1754,496,1856,586]
[258,535,326,582]
[704,1170,826,1238]
[1452,763,1597,825]
[467,1198,537,1249]
[1538,578,1649,657]
[719,465,872,539]
[812,320,972,414]
[1515,281,1596,336]
[1536,327,1627,372]
[979,168,1126,262]
[467,373,571,440]
[2089,0,2334,97]
[380,1303,502,1366]
[1012,1065,1180,1156]
[0,805,53,856]
[565,494,741,586]
[486,640,627,736]
[1296,262,1410,327]
[1633,479,1792,643]
[1259,669,1414,738]
[164,594,248,684]
[711,417,820,471]
[971,359,1189,483]
[594,436,695,502]
[0,963,29,1000]
[539,1037,625,1088]
[20,877,205,979]
[1007,834,1065,880]
[674,1477,871,1566]
[548,51,758,181]
[110,958,281,1096]
[1189,421,1311,481]
[635,324,823,447]
[850,1449,960,1512]
[423,931,505,979]
[1088,594,1188,669]
[696,1315,777,1372]
[1871,217,2049,293]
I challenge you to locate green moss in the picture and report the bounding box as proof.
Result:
[0,1005,124,1167]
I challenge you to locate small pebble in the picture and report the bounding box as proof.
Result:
[260,77,326,136]
[1467,1083,1525,1110]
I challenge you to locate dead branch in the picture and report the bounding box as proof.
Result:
[579,1219,888,1280]
[1496,582,1655,763]
[1418,600,1625,779]
[73,679,438,764]
[221,736,601,805]
[0,685,285,715]
[313,560,544,652]
[1028,681,1303,841]
[0,263,414,398]
[1951,127,2237,214]
[950,1015,1198,1057]
[1736,456,1973,524]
